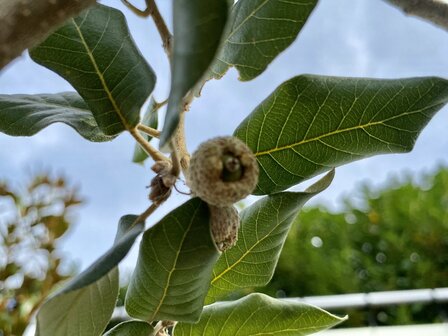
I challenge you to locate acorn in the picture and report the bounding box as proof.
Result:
[187,136,259,207]
[209,204,240,251]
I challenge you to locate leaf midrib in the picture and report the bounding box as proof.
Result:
[210,205,296,288]
[253,108,427,157]
[72,17,132,131]
[148,204,201,321]
[226,0,270,41]
[47,289,85,334]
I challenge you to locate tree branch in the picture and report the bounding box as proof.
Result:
[134,203,159,224]
[122,0,173,59]
[172,108,191,174]
[146,0,173,60]
[385,0,448,31]
[122,0,188,176]
[0,0,97,71]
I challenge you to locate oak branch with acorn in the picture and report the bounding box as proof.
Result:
[1,0,447,335]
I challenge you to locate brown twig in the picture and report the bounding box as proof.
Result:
[0,0,97,70]
[123,0,191,181]
[385,0,448,31]
[134,203,159,224]
[172,109,191,175]
[170,140,182,178]
[122,0,173,58]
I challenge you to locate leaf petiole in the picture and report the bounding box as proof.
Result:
[130,128,169,163]
[137,124,161,138]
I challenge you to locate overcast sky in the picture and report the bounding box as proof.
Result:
[1,0,448,273]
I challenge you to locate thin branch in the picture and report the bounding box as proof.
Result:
[137,124,161,138]
[385,0,448,31]
[130,128,170,163]
[169,140,182,178]
[122,0,173,58]
[134,203,159,224]
[146,0,173,58]
[123,0,190,176]
[0,0,97,70]
[172,109,191,174]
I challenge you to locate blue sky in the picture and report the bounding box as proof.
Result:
[1,0,448,274]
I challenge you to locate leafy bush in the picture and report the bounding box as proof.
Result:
[264,167,448,326]
[1,0,448,335]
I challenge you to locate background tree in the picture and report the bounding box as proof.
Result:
[0,174,82,336]
[262,167,448,327]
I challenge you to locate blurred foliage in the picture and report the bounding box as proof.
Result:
[0,174,82,336]
[261,167,448,327]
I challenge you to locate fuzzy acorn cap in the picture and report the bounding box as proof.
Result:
[187,136,259,206]
[209,204,240,251]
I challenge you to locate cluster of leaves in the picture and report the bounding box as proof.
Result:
[262,167,448,326]
[1,0,448,335]
[0,174,81,335]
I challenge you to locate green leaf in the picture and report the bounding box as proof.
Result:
[36,215,144,336]
[132,97,159,164]
[36,270,118,336]
[125,198,220,323]
[235,75,448,195]
[0,92,114,142]
[206,170,334,304]
[209,0,318,82]
[103,321,154,336]
[160,0,228,147]
[175,293,346,335]
[30,4,156,136]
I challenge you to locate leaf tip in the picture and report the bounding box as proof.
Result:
[305,168,335,194]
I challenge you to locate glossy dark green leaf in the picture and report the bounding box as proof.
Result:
[160,0,228,147]
[30,4,156,136]
[103,321,154,336]
[235,75,448,195]
[175,293,346,335]
[206,170,334,304]
[132,97,159,164]
[209,0,318,82]
[125,198,220,323]
[36,215,144,336]
[0,92,114,142]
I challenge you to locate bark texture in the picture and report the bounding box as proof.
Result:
[0,0,96,71]
[386,0,448,31]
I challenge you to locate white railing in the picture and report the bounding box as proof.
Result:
[287,287,448,309]
[25,288,448,335]
[317,323,448,335]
